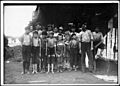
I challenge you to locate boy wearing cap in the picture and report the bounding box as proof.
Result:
[69,34,79,71]
[46,31,57,73]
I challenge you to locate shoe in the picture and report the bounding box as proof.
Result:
[75,68,77,71]
[21,72,25,75]
[46,71,50,74]
[57,70,60,73]
[35,71,38,74]
[27,71,30,74]
[60,70,63,73]
[32,71,35,74]
[52,71,54,74]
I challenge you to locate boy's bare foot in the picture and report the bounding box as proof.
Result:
[52,71,54,74]
[21,72,25,75]
[46,71,50,74]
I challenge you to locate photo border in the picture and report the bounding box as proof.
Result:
[1,0,119,85]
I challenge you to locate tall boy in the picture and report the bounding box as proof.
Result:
[20,27,32,74]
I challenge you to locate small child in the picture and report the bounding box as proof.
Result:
[46,31,56,73]
[69,34,79,71]
[56,34,65,72]
[63,32,71,71]
[31,31,40,74]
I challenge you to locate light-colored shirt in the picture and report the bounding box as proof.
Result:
[93,32,103,41]
[47,38,56,48]
[22,34,31,46]
[54,33,59,38]
[79,30,93,42]
[32,37,40,47]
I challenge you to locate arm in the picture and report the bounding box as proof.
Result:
[19,35,24,46]
[39,38,41,57]
[46,39,48,56]
[100,32,104,42]
[90,31,94,50]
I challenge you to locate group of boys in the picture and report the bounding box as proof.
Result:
[20,23,105,74]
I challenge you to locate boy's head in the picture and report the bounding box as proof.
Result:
[33,31,38,38]
[48,24,52,31]
[49,31,54,38]
[59,26,63,33]
[95,27,100,33]
[71,26,76,32]
[36,23,41,30]
[82,23,87,31]
[71,34,76,39]
[42,31,47,38]
[54,27,58,33]
[58,34,63,41]
[25,27,30,34]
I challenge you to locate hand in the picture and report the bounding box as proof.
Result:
[91,47,93,50]
[79,49,81,54]
[39,53,41,57]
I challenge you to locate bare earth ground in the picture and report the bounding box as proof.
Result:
[4,61,116,84]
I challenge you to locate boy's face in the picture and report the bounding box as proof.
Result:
[59,30,62,33]
[42,35,46,38]
[48,26,52,31]
[25,29,29,34]
[30,26,33,30]
[33,33,38,38]
[65,35,70,40]
[54,28,58,33]
[58,35,62,40]
[49,33,53,38]
[71,28,75,32]
[72,35,76,39]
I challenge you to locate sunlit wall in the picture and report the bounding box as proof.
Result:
[4,5,37,37]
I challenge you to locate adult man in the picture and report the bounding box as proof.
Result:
[79,23,94,73]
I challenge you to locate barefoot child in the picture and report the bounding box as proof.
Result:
[63,32,71,71]
[31,31,40,74]
[46,31,56,73]
[69,34,79,71]
[56,34,65,72]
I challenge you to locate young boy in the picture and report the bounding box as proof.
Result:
[56,34,65,72]
[69,34,79,71]
[46,31,56,73]
[40,31,48,72]
[31,31,40,74]
[63,31,71,71]
[21,27,32,74]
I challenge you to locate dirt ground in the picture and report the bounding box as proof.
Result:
[4,60,117,85]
